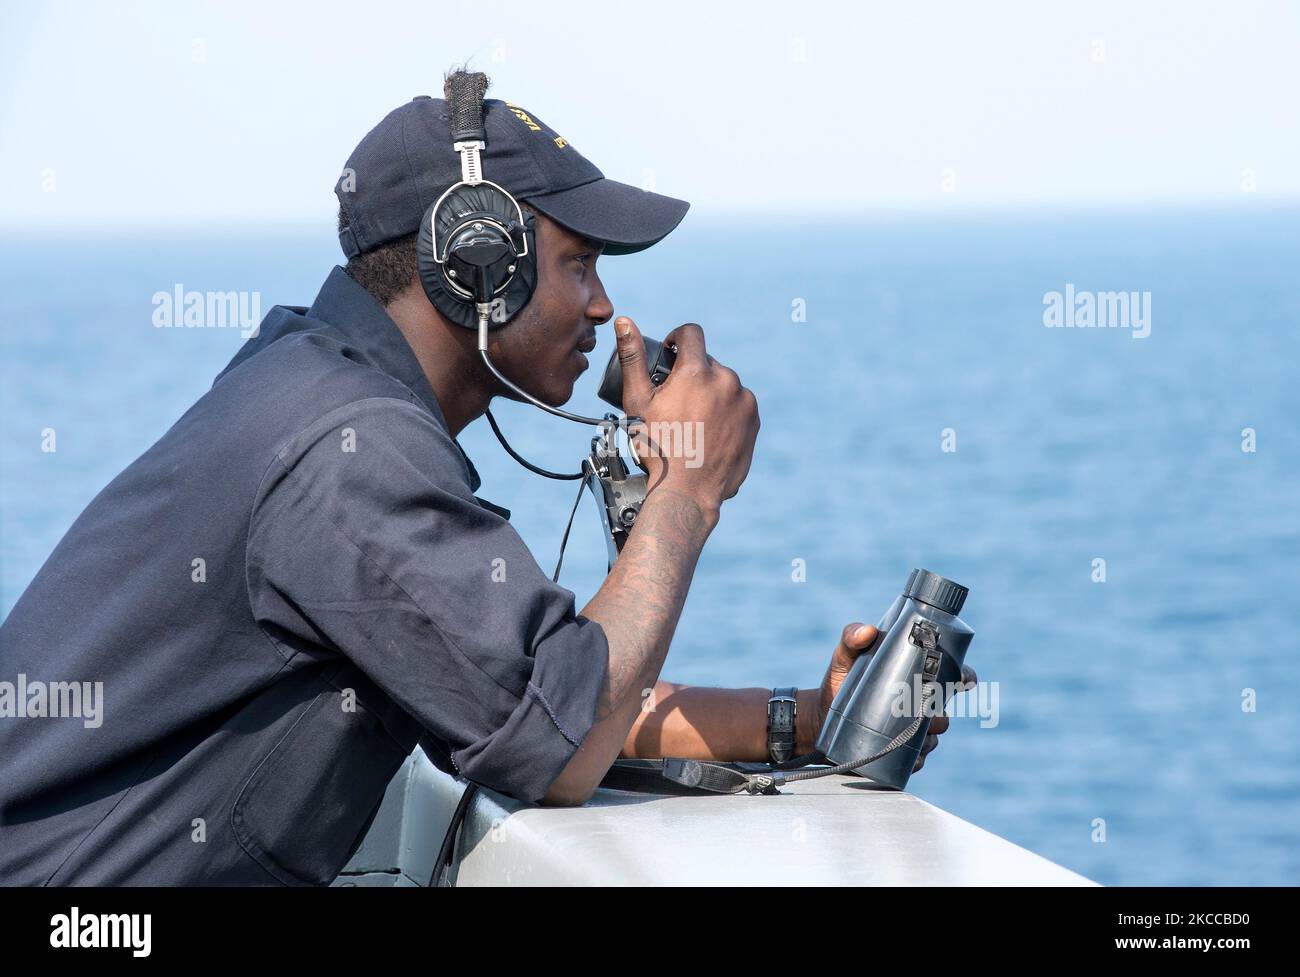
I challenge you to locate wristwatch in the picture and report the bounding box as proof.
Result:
[766,687,798,765]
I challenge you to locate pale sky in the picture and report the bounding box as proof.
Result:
[2,0,1297,229]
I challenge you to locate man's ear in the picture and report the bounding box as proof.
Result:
[519,201,547,233]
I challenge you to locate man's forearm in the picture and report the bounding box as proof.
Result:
[541,486,717,805]
[621,682,820,761]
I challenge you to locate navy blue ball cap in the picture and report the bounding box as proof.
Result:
[335,95,689,258]
[522,177,690,256]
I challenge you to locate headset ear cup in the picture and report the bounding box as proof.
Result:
[418,200,479,329]
[418,190,537,330]
[416,201,450,311]
[511,213,538,315]
[475,216,536,329]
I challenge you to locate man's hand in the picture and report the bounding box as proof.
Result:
[615,316,759,518]
[813,622,978,774]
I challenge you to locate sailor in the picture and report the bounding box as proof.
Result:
[0,73,965,885]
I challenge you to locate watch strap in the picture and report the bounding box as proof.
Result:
[767,687,798,765]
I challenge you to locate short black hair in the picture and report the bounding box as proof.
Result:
[338,206,419,306]
[338,201,544,308]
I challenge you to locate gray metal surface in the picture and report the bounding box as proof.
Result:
[336,747,1097,886]
[333,749,457,887]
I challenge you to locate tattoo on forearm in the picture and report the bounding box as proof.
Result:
[587,489,711,722]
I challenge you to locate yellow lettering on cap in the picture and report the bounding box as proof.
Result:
[503,100,568,147]
[504,101,541,132]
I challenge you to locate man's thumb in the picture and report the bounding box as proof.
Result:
[616,316,653,412]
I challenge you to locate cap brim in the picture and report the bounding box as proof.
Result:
[521,178,689,256]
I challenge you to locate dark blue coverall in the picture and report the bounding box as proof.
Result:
[0,267,610,885]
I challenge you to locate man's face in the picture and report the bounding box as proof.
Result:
[485,207,614,407]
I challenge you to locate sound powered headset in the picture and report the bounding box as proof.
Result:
[416,71,642,486]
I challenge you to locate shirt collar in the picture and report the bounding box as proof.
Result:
[306,266,483,492]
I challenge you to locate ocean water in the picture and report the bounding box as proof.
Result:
[2,206,1297,886]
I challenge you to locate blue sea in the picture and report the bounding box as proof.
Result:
[2,206,1297,886]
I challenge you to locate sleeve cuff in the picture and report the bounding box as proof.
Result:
[450,615,609,804]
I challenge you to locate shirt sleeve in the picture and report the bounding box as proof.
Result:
[244,396,610,804]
